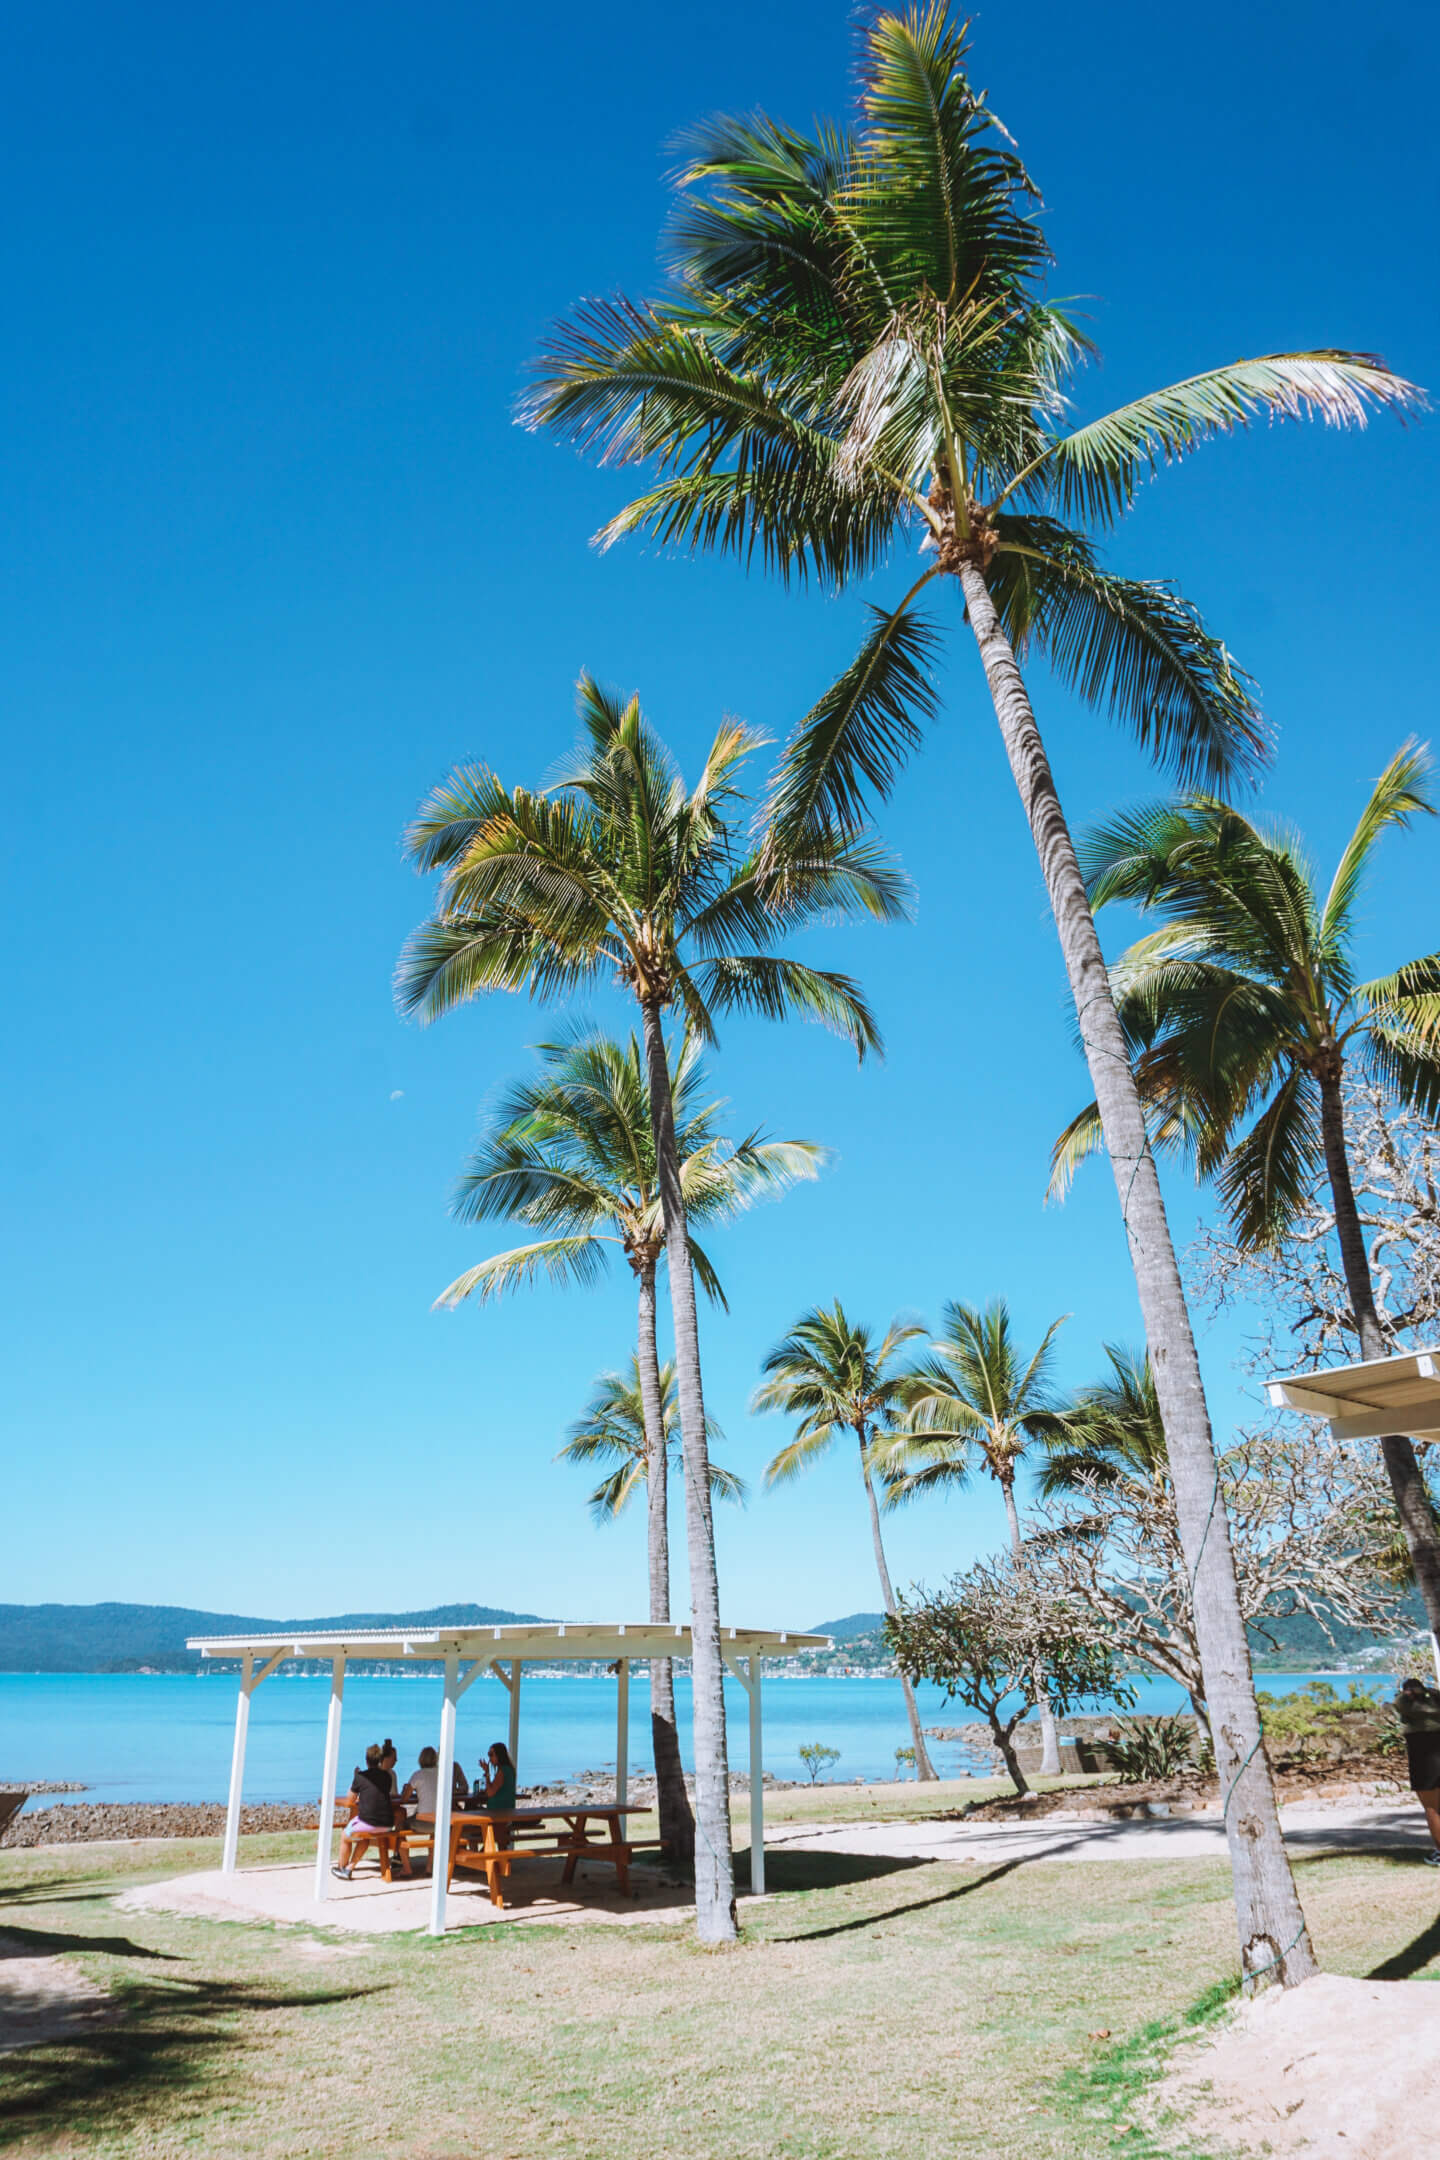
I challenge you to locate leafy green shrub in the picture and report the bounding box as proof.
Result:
[1256,1680,1390,1763]
[1106,1715,1196,1783]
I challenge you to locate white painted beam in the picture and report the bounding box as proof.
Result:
[508,1660,522,1772]
[1268,1381,1352,1418]
[748,1654,764,1896]
[312,1652,346,1902]
[1330,1407,1440,1444]
[429,1650,459,1938]
[221,1651,253,1875]
[615,1659,629,1811]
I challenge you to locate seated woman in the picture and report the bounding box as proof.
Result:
[470,1742,518,1815]
[333,1744,412,1880]
[398,1748,470,1817]
[401,1745,440,1820]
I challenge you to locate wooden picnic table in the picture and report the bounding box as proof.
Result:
[424,1804,649,1908]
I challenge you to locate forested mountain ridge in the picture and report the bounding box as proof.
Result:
[0,1602,550,1673]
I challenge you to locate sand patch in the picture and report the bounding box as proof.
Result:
[1162,1972,1440,2156]
[0,1932,113,2054]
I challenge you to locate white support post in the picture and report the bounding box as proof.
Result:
[508,1659,522,1773]
[221,1652,253,1875]
[748,1654,765,1895]
[429,1649,460,1938]
[615,1659,629,1810]
[312,1652,346,1902]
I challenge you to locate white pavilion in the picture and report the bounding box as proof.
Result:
[188,1618,827,1934]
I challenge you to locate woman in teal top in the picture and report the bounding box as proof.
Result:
[473,1742,517,1814]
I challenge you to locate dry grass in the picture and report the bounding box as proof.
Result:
[1,1830,1437,2158]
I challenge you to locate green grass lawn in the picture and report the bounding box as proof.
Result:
[3,1823,1438,2159]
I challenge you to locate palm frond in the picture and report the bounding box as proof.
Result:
[1028,353,1426,527]
[761,600,943,852]
[1320,739,1435,949]
[762,1427,840,1486]
[695,955,883,1060]
[1047,1099,1105,1200]
[853,3,1047,305]
[434,1237,611,1305]
[991,521,1266,790]
[1214,1066,1323,1250]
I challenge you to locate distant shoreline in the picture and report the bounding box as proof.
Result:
[0,1664,1399,1681]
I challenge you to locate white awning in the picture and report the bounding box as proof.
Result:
[1267,1347,1440,1442]
[186,1621,828,1664]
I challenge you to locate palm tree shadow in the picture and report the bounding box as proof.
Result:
[1368,1909,1440,1981]
[1,1923,176,1962]
[0,1974,386,2142]
[771,1853,1032,1940]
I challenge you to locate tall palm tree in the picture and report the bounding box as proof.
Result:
[520,2,1423,1984]
[438,1028,822,1861]
[396,679,900,1943]
[882,1298,1068,1773]
[561,1357,744,1517]
[524,0,1424,1987]
[1051,744,1440,1642]
[753,1303,938,1779]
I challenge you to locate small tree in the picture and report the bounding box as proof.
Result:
[886,1559,1130,1795]
[894,1746,917,1780]
[798,1743,841,1785]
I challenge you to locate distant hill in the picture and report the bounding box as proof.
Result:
[809,1612,886,1641]
[803,1602,1423,1675]
[1250,1593,1425,1670]
[0,1603,551,1674]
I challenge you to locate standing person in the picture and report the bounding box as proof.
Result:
[1395,1679,1440,1864]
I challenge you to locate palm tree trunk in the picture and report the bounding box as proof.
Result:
[638,996,736,1944]
[856,1426,937,1780]
[636,1262,696,1864]
[1316,1065,1440,1642]
[999,1476,1061,1777]
[958,558,1316,1990]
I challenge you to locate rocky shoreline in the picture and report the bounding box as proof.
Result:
[1,1770,815,1849]
[2,1801,321,1848]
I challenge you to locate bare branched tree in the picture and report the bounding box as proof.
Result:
[1028,1422,1408,1737]
[1191,1078,1440,1373]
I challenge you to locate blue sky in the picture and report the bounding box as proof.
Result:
[3,0,1438,1629]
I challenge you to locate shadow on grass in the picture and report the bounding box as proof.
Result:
[1368,1909,1440,1981]
[0,1881,122,1911]
[0,1972,385,2147]
[767,1851,1032,1941]
[0,1925,176,1963]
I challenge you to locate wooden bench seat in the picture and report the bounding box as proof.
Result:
[440,1806,646,1908]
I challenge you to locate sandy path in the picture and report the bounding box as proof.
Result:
[768,1794,1434,1867]
[1162,1973,1440,2156]
[0,1932,113,2053]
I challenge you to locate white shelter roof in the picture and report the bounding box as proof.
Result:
[187,1621,828,1664]
[1268,1347,1440,1442]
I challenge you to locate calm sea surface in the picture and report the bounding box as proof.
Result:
[0,1669,1389,1810]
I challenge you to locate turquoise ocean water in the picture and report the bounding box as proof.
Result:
[0,1669,1387,1810]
